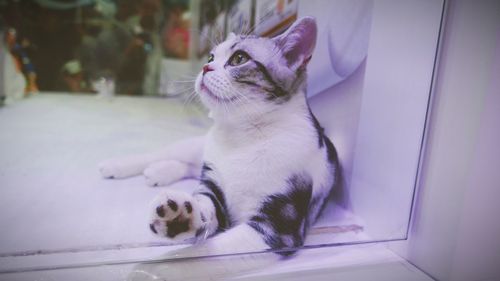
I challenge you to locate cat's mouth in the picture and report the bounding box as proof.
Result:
[200,82,237,103]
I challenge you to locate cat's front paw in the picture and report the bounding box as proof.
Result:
[149,191,206,242]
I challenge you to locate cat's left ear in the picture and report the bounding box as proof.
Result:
[273,17,317,71]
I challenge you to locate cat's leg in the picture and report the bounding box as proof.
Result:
[134,178,313,280]
[143,160,200,187]
[98,135,205,179]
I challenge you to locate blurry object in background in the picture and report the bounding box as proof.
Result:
[78,0,141,95]
[0,18,5,106]
[33,0,94,10]
[0,0,161,95]
[158,58,192,96]
[197,0,226,58]
[300,0,373,96]
[162,0,190,59]
[93,76,115,99]
[5,28,39,95]
[254,0,298,36]
[60,59,87,92]
[226,0,252,35]
[24,1,81,91]
[76,0,161,95]
[139,0,163,95]
[158,0,192,96]
[1,32,26,103]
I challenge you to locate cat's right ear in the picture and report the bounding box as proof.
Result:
[272,17,317,71]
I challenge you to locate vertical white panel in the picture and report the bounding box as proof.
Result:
[349,0,443,239]
[391,1,500,280]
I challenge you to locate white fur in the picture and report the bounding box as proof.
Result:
[144,160,196,187]
[99,17,334,280]
[202,92,331,224]
[98,136,205,181]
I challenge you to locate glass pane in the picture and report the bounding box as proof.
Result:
[0,0,444,279]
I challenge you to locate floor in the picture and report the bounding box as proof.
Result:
[0,93,369,278]
[0,244,434,281]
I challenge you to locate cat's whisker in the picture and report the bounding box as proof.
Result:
[171,79,197,83]
[240,22,251,37]
[201,31,219,50]
[236,93,259,115]
[228,86,264,125]
[183,91,200,109]
[220,92,232,118]
[215,25,224,45]
[244,18,269,37]
[177,73,199,80]
[169,84,195,94]
[230,84,261,113]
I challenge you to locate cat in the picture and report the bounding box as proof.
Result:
[99,17,341,280]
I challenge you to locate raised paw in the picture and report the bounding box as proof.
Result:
[144,160,190,187]
[149,191,206,242]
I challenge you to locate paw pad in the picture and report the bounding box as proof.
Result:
[150,193,203,240]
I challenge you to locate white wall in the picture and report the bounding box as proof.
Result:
[310,0,443,241]
[392,1,500,280]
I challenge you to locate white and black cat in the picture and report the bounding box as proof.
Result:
[99,17,340,279]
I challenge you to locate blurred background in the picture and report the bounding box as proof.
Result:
[1,0,191,96]
[0,0,307,99]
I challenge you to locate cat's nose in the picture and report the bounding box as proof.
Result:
[202,64,214,74]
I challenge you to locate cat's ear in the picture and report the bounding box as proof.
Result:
[272,17,317,71]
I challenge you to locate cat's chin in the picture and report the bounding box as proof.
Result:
[199,84,237,105]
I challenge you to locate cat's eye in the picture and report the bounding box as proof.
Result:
[228,51,250,66]
[208,53,214,63]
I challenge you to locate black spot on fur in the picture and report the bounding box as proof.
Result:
[201,179,231,231]
[308,108,325,148]
[323,134,345,208]
[149,223,157,234]
[184,201,193,213]
[195,226,207,238]
[250,215,265,223]
[200,179,227,212]
[306,131,343,222]
[234,79,260,88]
[156,206,165,217]
[201,163,213,178]
[324,134,339,165]
[197,164,232,233]
[166,216,190,238]
[199,191,230,232]
[248,174,313,256]
[167,199,178,212]
[251,60,288,101]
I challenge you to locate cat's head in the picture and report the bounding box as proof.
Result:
[195,17,317,117]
